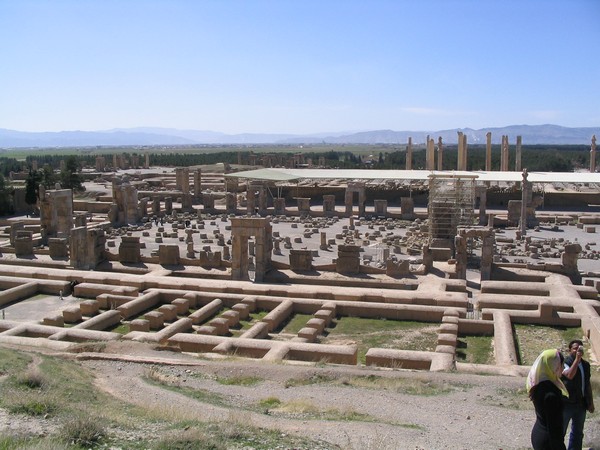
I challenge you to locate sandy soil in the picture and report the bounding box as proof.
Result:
[63,342,600,449]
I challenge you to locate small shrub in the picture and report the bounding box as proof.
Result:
[216,375,261,386]
[66,342,107,354]
[258,396,281,408]
[16,367,46,389]
[8,399,56,416]
[152,429,225,450]
[60,416,106,448]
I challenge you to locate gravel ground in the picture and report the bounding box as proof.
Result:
[2,341,599,450]
[72,342,599,450]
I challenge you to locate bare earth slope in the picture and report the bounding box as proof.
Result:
[3,341,599,450]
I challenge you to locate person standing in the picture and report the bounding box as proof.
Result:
[527,349,568,450]
[562,339,595,450]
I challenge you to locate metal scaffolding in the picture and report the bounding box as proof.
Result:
[427,174,477,244]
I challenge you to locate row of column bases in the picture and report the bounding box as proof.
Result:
[225,185,415,219]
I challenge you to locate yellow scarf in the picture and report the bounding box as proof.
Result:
[526,349,568,397]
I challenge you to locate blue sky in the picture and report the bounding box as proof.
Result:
[1,0,599,134]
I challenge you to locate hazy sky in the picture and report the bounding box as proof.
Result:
[1,0,599,134]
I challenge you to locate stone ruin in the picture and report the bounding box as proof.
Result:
[0,157,599,377]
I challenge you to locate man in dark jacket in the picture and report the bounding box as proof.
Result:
[561,339,595,450]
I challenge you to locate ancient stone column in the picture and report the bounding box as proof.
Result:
[144,153,150,169]
[193,169,202,197]
[186,241,195,258]
[501,136,509,171]
[14,230,34,257]
[185,228,194,243]
[485,132,492,171]
[480,233,495,281]
[164,197,173,215]
[400,197,415,220]
[562,243,582,284]
[591,135,597,173]
[70,227,106,270]
[95,156,105,172]
[437,137,443,171]
[297,198,311,217]
[426,136,435,170]
[344,189,354,216]
[406,137,413,170]
[39,188,74,239]
[152,198,161,216]
[202,194,215,213]
[461,133,468,171]
[454,234,467,280]
[320,232,328,250]
[180,168,190,194]
[520,169,529,236]
[457,132,465,170]
[181,193,193,212]
[257,186,267,215]
[474,186,487,225]
[138,198,149,218]
[273,238,281,255]
[323,195,336,216]
[374,199,387,217]
[336,245,360,274]
[515,135,522,172]
[246,188,256,215]
[274,198,286,215]
[118,236,142,264]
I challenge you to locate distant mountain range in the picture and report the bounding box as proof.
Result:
[0,124,597,148]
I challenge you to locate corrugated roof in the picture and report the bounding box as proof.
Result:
[225,168,600,184]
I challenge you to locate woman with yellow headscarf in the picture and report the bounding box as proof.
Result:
[527,349,568,450]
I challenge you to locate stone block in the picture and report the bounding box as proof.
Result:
[42,314,64,327]
[232,303,250,320]
[62,306,82,323]
[145,311,165,330]
[221,310,240,327]
[298,327,319,342]
[442,315,460,325]
[321,302,337,313]
[158,304,178,321]
[437,333,457,346]
[438,323,458,335]
[80,300,100,316]
[208,317,230,335]
[196,325,218,335]
[305,318,326,334]
[171,298,190,315]
[129,319,150,332]
[314,309,335,326]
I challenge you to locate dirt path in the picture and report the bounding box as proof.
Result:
[79,343,541,450]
